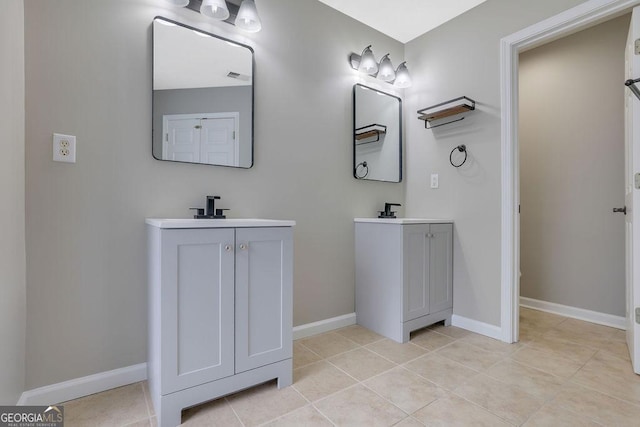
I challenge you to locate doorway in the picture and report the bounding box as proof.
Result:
[499,0,640,344]
[518,15,628,334]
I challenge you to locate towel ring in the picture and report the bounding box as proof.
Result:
[355,161,369,179]
[449,145,467,168]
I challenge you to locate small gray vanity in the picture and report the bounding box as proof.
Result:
[146,218,294,427]
[355,218,453,343]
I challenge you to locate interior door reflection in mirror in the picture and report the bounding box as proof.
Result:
[153,17,253,168]
[353,84,402,182]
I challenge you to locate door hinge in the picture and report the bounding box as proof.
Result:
[233,131,236,140]
[636,39,640,55]
[165,133,168,142]
[636,307,640,324]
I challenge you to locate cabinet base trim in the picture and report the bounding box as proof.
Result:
[18,363,147,406]
[154,359,292,427]
[451,314,502,340]
[520,297,625,330]
[293,313,356,340]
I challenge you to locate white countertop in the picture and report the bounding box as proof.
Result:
[354,218,453,224]
[146,218,296,229]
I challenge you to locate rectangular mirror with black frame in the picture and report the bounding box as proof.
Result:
[353,84,402,182]
[153,17,254,168]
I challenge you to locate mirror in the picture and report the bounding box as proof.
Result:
[153,17,254,168]
[353,84,402,182]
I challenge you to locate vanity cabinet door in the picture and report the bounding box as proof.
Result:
[235,227,293,373]
[160,228,235,394]
[429,224,453,313]
[403,224,431,322]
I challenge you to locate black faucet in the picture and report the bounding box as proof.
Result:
[378,202,401,219]
[190,196,229,219]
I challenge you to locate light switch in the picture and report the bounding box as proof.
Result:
[430,174,439,189]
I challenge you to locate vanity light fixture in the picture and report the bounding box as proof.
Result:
[393,62,412,88]
[200,0,230,20]
[377,54,396,82]
[349,45,411,88]
[235,0,262,32]
[170,0,263,33]
[357,45,378,74]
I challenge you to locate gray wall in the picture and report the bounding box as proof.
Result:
[153,85,253,167]
[404,0,590,326]
[519,15,629,317]
[0,0,26,404]
[24,0,403,389]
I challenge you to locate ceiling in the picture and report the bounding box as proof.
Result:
[317,0,487,43]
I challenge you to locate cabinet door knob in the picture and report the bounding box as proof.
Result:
[239,243,248,250]
[225,244,233,252]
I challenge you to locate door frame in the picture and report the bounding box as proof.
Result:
[500,0,640,343]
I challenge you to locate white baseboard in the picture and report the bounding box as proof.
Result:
[18,363,147,406]
[520,297,626,330]
[293,313,356,340]
[451,314,503,341]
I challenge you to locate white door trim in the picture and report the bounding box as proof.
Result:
[500,0,640,343]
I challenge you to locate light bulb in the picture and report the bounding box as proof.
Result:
[235,0,262,33]
[377,54,395,82]
[358,46,378,75]
[394,62,412,88]
[200,0,230,20]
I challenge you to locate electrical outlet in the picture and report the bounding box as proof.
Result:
[430,173,439,189]
[53,133,76,163]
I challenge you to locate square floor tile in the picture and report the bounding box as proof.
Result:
[299,332,360,358]
[293,360,356,402]
[404,354,479,391]
[293,341,322,369]
[314,384,406,427]
[334,324,385,345]
[484,359,565,400]
[435,341,505,371]
[410,330,455,351]
[364,366,446,414]
[412,394,512,427]
[328,347,395,381]
[552,382,640,426]
[366,338,428,364]
[522,402,601,426]
[263,405,333,426]
[454,374,544,425]
[510,345,583,379]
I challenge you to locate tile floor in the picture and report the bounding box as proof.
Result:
[61,308,640,426]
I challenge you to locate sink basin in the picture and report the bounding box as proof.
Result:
[146,218,296,229]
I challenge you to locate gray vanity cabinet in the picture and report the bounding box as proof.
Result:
[355,219,453,343]
[147,220,294,427]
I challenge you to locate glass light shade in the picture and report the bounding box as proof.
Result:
[394,62,412,88]
[235,0,262,33]
[201,0,230,20]
[377,54,396,82]
[358,46,378,75]
[165,0,189,7]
